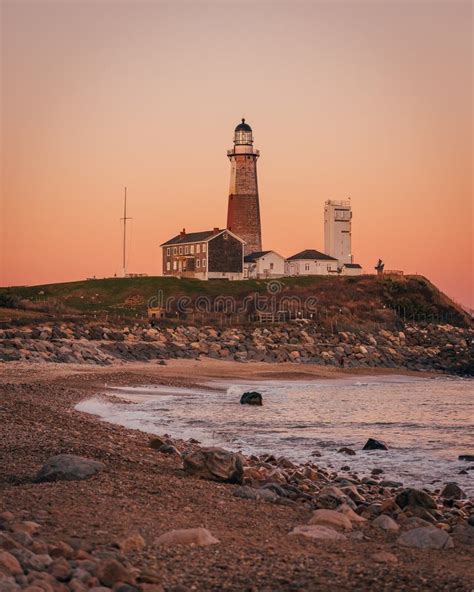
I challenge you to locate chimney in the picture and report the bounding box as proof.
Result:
[213,227,220,235]
[180,228,186,237]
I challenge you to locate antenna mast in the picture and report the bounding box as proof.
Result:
[121,187,132,277]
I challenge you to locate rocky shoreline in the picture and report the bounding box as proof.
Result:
[0,321,472,374]
[1,363,473,591]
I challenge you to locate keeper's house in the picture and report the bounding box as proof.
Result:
[161,228,244,281]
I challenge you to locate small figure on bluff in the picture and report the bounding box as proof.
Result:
[226,119,262,255]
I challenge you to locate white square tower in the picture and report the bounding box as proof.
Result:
[324,199,353,266]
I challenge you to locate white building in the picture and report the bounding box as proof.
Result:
[324,199,353,266]
[244,250,286,279]
[286,249,339,276]
[341,263,363,276]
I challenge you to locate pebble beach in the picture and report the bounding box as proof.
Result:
[1,360,473,591]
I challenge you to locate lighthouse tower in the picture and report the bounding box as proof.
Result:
[226,119,262,255]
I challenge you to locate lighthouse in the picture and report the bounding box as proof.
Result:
[226,119,262,255]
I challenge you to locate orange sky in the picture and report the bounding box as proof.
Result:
[1,0,472,307]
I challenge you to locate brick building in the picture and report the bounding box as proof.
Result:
[160,228,244,280]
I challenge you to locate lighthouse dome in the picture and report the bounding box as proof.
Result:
[234,118,253,145]
[235,118,252,132]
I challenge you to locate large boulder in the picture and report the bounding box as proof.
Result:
[316,486,354,510]
[240,391,263,406]
[397,526,453,550]
[183,447,244,484]
[440,482,466,500]
[35,455,104,483]
[309,509,352,531]
[395,488,437,510]
[96,559,135,587]
[452,523,474,546]
[363,438,388,451]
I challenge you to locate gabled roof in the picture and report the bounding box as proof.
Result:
[161,229,244,247]
[287,249,337,261]
[244,250,271,263]
[344,263,362,268]
[161,230,216,247]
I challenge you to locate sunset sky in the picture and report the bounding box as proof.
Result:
[1,0,472,307]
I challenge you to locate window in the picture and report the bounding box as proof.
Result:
[270,262,274,270]
[305,264,310,271]
[166,262,170,271]
[203,259,206,268]
[202,243,207,253]
[223,233,228,240]
[196,244,201,254]
[173,247,177,255]
[166,247,170,256]
[196,259,201,268]
[185,246,189,255]
[190,245,194,254]
[179,246,183,255]
[173,261,177,271]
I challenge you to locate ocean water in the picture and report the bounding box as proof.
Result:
[76,375,474,496]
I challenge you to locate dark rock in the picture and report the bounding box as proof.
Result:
[380,480,403,488]
[260,483,288,498]
[458,454,474,461]
[154,444,180,456]
[395,488,437,510]
[362,438,388,451]
[240,391,263,406]
[232,486,277,502]
[316,486,354,510]
[35,455,104,483]
[183,447,243,484]
[467,515,474,527]
[10,549,52,571]
[337,447,356,456]
[440,482,466,500]
[114,586,139,592]
[149,437,167,449]
[452,523,474,545]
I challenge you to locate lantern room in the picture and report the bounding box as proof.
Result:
[234,118,253,145]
